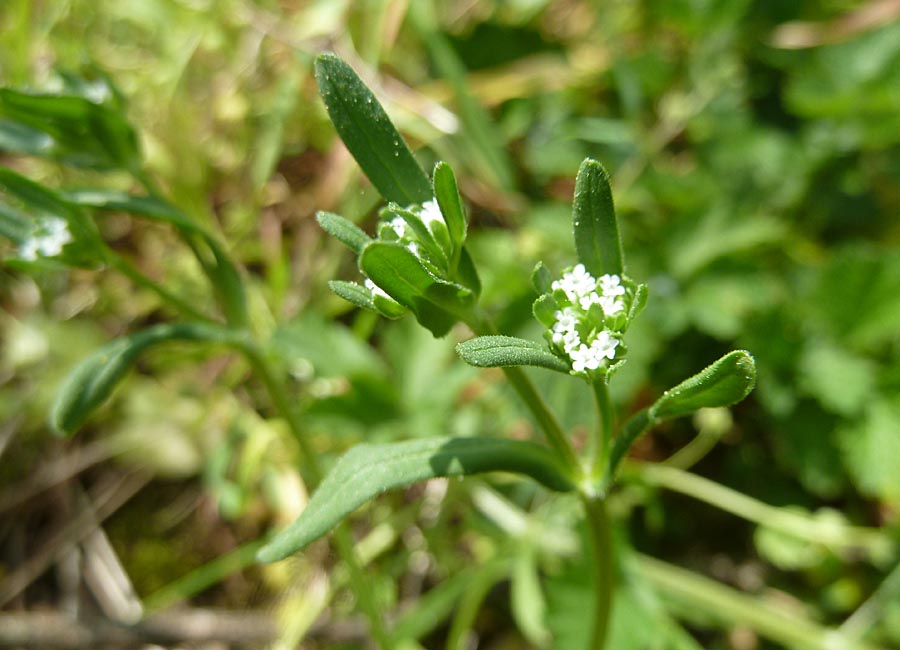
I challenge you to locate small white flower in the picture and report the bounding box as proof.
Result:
[589,330,619,360]
[364,278,392,300]
[17,217,73,261]
[552,264,596,303]
[598,274,625,297]
[569,330,619,373]
[407,242,419,256]
[553,307,579,333]
[599,295,624,316]
[419,199,444,227]
[579,291,604,311]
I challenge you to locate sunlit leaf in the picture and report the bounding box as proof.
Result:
[256,436,575,562]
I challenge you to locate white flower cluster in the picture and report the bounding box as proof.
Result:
[17,217,73,261]
[549,265,629,375]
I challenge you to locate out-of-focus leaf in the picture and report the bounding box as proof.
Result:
[315,53,432,205]
[51,322,243,436]
[256,436,575,562]
[63,189,201,233]
[798,342,876,417]
[839,399,900,505]
[511,546,551,647]
[573,158,623,277]
[456,335,569,372]
[0,166,78,218]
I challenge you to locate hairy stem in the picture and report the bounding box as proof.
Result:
[590,379,614,481]
[583,496,614,650]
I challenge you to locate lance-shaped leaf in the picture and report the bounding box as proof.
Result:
[457,336,569,373]
[64,189,202,233]
[359,241,471,336]
[650,350,756,420]
[315,53,432,205]
[328,280,407,319]
[432,161,467,261]
[0,89,140,171]
[51,323,244,436]
[316,211,371,254]
[573,158,623,277]
[257,436,575,562]
[606,351,756,483]
[0,166,79,219]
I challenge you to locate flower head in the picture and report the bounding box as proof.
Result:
[17,217,73,261]
[539,266,640,378]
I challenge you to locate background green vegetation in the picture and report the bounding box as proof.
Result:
[1,1,899,648]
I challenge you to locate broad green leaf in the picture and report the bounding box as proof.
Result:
[650,350,756,420]
[51,322,243,435]
[359,241,469,336]
[432,161,466,259]
[316,211,371,254]
[256,436,575,562]
[572,158,623,277]
[456,336,569,373]
[315,53,432,205]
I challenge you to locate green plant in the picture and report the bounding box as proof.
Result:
[257,53,756,650]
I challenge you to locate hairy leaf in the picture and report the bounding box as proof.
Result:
[315,53,432,205]
[432,161,466,260]
[316,211,372,254]
[650,350,756,420]
[573,158,623,277]
[457,336,569,372]
[257,436,575,562]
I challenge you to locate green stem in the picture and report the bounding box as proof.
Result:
[627,462,890,556]
[241,344,393,649]
[637,554,884,650]
[106,253,212,323]
[468,313,581,476]
[583,496,614,650]
[590,379,614,480]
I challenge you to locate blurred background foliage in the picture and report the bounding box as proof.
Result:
[1,1,900,648]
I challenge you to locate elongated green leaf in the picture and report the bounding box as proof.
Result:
[316,211,372,254]
[650,350,756,420]
[0,119,54,156]
[359,241,468,336]
[51,323,243,435]
[63,189,201,232]
[532,262,552,295]
[315,53,432,205]
[0,201,29,241]
[0,166,77,218]
[329,279,375,310]
[0,89,139,170]
[432,161,466,257]
[257,436,575,562]
[573,158,623,277]
[457,336,569,373]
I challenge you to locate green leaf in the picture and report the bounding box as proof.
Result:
[532,294,558,328]
[51,322,243,436]
[0,89,139,170]
[572,158,623,277]
[532,262,552,295]
[432,161,466,259]
[0,119,54,156]
[328,279,406,319]
[456,247,481,296]
[256,436,575,562]
[359,241,469,336]
[63,189,201,233]
[456,336,569,373]
[316,211,372,254]
[315,53,432,205]
[0,166,78,218]
[511,546,551,647]
[387,203,449,269]
[650,350,757,421]
[0,200,29,241]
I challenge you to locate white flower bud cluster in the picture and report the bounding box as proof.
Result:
[17,217,73,261]
[548,264,630,376]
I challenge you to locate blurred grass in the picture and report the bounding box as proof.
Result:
[2,1,900,648]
